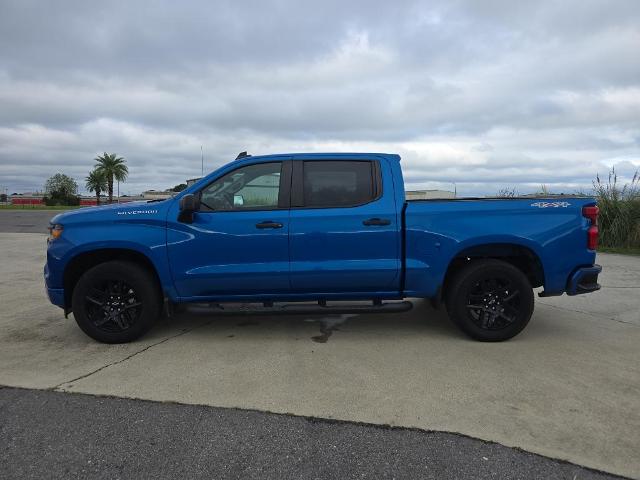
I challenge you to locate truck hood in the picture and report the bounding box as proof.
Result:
[49,199,173,225]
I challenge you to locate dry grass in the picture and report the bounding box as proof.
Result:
[593,168,640,249]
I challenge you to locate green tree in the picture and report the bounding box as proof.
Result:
[171,183,187,192]
[0,193,7,203]
[44,173,79,206]
[95,152,128,203]
[85,169,108,205]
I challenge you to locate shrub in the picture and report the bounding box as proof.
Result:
[496,187,518,198]
[43,193,80,206]
[593,168,640,249]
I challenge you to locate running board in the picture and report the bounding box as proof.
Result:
[184,300,413,316]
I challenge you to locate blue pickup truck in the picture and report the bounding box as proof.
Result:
[45,152,601,343]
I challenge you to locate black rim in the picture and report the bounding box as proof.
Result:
[84,280,142,333]
[466,277,520,330]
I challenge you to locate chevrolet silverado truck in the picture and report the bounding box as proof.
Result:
[44,152,601,343]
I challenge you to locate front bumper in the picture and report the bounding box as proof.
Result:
[566,264,602,296]
[44,262,65,308]
[46,286,65,308]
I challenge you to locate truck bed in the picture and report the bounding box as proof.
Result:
[402,196,597,298]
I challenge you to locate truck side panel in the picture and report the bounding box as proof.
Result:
[403,198,597,298]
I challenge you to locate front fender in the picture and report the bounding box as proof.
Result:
[46,221,175,299]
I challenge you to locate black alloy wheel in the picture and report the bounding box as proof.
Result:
[84,279,142,333]
[72,260,161,343]
[465,277,521,331]
[446,259,534,341]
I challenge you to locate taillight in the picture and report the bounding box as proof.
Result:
[582,205,599,250]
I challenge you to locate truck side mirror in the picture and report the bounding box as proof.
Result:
[178,194,197,223]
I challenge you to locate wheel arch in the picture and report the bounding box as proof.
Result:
[439,242,544,304]
[63,248,163,309]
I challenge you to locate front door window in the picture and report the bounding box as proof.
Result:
[200,162,282,211]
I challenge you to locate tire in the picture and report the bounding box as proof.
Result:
[445,259,534,341]
[71,260,161,343]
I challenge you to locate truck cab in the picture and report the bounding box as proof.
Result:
[168,154,401,299]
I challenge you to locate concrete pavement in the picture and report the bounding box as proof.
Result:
[0,230,638,478]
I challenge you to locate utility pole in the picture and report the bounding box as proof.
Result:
[201,145,204,177]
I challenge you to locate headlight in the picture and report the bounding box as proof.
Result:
[48,224,63,241]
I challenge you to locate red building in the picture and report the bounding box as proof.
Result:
[10,194,141,206]
[10,195,45,206]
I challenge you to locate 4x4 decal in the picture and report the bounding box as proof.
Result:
[530,201,571,208]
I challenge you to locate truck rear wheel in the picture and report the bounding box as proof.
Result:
[446,259,534,341]
[71,261,161,343]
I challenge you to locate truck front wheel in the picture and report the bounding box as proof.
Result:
[446,259,534,341]
[71,260,161,343]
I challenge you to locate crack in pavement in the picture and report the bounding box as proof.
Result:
[537,301,639,327]
[52,319,214,391]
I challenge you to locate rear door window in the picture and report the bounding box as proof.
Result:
[302,161,377,208]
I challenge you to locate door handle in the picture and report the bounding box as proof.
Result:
[256,221,283,229]
[363,218,391,226]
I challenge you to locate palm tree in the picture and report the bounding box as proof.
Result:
[95,152,128,203]
[85,169,107,205]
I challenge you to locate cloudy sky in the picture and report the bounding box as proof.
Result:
[1,0,639,196]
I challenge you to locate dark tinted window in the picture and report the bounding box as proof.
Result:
[303,161,376,207]
[200,162,281,211]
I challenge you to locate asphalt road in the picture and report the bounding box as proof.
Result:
[0,386,622,480]
[0,209,61,233]
[1,210,639,478]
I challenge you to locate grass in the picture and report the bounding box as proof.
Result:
[593,168,640,250]
[0,205,84,210]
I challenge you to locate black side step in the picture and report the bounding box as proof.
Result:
[185,300,413,316]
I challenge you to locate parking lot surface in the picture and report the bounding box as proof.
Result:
[0,386,619,480]
[0,211,638,478]
[0,209,59,233]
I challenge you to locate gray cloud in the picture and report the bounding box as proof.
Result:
[0,0,639,196]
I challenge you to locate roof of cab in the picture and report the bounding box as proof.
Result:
[234,152,401,162]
